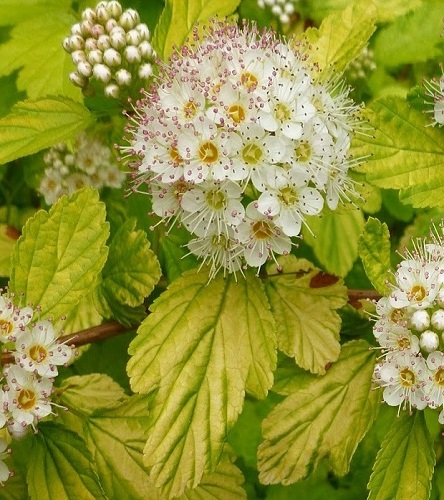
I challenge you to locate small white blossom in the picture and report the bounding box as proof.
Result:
[15,320,74,377]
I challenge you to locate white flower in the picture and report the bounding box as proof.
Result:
[187,228,244,280]
[258,77,316,140]
[181,180,245,237]
[425,351,444,409]
[230,123,289,189]
[0,296,33,344]
[373,321,420,355]
[15,320,74,377]
[235,203,292,267]
[390,259,442,310]
[424,73,444,126]
[4,365,53,427]
[256,170,324,237]
[373,351,429,411]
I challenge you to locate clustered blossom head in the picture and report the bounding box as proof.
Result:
[0,293,74,447]
[121,20,363,279]
[38,132,125,205]
[256,0,298,25]
[372,222,444,423]
[63,1,156,99]
[423,66,444,127]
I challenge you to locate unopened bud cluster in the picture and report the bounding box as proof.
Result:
[63,1,156,99]
[372,222,444,423]
[344,47,376,83]
[257,0,298,24]
[39,132,125,205]
[0,293,75,483]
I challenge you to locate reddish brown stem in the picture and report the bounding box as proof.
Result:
[0,289,381,366]
[1,321,138,366]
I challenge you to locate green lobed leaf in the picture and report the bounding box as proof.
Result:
[181,451,247,500]
[265,255,347,375]
[373,1,444,68]
[368,411,435,500]
[0,96,94,165]
[26,422,104,500]
[83,395,158,500]
[127,269,276,496]
[353,96,444,208]
[152,0,241,60]
[9,187,109,323]
[61,291,102,335]
[304,0,421,24]
[94,218,161,326]
[0,0,72,26]
[258,340,380,485]
[59,374,127,416]
[0,223,18,276]
[358,217,391,295]
[0,11,81,101]
[302,207,365,277]
[307,1,377,81]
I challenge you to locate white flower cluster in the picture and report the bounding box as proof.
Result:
[424,70,444,127]
[39,132,125,205]
[0,293,75,483]
[344,47,376,83]
[257,0,298,25]
[63,1,156,99]
[122,21,362,278]
[372,224,444,422]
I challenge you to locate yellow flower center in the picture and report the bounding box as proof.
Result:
[242,143,263,165]
[0,319,13,337]
[29,344,48,363]
[252,220,274,239]
[211,233,229,249]
[399,367,415,387]
[295,141,312,163]
[18,388,36,411]
[279,186,298,206]
[434,368,444,386]
[240,72,258,91]
[173,180,190,201]
[228,104,246,124]
[183,100,198,120]
[198,141,219,163]
[169,146,183,164]
[206,189,226,210]
[408,285,427,303]
[275,103,291,122]
[397,336,411,350]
